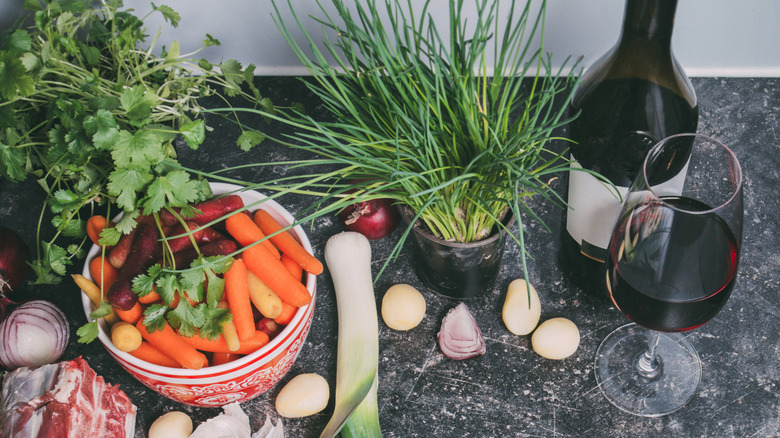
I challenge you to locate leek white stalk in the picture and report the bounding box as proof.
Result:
[321,232,381,438]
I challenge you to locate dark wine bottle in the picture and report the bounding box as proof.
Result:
[559,0,699,298]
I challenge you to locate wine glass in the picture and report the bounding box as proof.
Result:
[594,133,743,417]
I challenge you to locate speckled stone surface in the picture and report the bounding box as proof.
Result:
[0,77,777,437]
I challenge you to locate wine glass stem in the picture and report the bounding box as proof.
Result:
[635,331,663,380]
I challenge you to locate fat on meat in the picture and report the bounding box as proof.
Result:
[0,357,136,438]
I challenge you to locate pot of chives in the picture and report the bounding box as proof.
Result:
[218,0,580,300]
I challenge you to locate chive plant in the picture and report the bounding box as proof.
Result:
[214,0,578,276]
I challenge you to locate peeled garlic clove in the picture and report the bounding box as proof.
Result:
[502,279,542,335]
[531,317,580,360]
[438,303,486,360]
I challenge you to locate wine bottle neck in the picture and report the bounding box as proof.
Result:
[621,0,678,43]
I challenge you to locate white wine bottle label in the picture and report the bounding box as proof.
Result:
[566,158,690,263]
[566,161,627,263]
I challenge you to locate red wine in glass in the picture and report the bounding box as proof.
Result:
[606,196,740,332]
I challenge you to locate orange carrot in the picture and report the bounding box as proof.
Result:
[129,341,182,368]
[243,244,312,307]
[280,253,303,282]
[274,300,298,325]
[115,301,143,324]
[182,330,270,354]
[136,320,208,370]
[253,209,323,275]
[224,259,255,341]
[225,212,280,258]
[138,289,161,304]
[212,352,241,366]
[86,215,110,247]
[89,255,118,291]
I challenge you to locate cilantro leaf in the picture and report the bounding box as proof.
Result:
[91,301,114,319]
[0,138,27,181]
[6,29,32,53]
[198,304,231,341]
[107,167,153,210]
[119,86,160,126]
[0,50,35,99]
[77,321,99,343]
[83,109,119,150]
[237,130,265,152]
[112,128,165,169]
[152,3,181,27]
[132,264,162,298]
[99,226,122,247]
[155,273,180,306]
[143,304,169,333]
[142,170,201,213]
[180,119,205,149]
[167,295,204,338]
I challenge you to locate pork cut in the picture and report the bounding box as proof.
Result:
[0,357,136,438]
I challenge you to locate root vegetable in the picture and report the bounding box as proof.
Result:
[107,222,161,311]
[275,373,330,418]
[531,318,580,360]
[111,321,143,353]
[381,284,426,331]
[148,411,193,438]
[502,279,541,336]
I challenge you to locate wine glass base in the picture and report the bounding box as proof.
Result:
[594,323,701,417]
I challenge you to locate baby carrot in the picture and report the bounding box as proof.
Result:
[86,215,110,247]
[243,244,312,307]
[274,300,298,325]
[89,255,118,291]
[212,352,241,366]
[115,301,143,324]
[182,330,270,354]
[280,253,303,282]
[224,259,255,341]
[225,212,280,258]
[246,270,283,319]
[218,301,241,352]
[135,320,208,370]
[71,274,120,325]
[253,209,323,275]
[129,341,182,368]
[138,289,161,304]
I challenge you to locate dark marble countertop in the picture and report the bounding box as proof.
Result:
[0,77,777,437]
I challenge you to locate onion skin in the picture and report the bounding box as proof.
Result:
[337,199,401,240]
[437,303,486,360]
[0,226,30,296]
[0,300,70,370]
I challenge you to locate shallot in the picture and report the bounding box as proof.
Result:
[437,303,486,360]
[0,300,69,370]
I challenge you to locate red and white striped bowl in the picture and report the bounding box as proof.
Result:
[81,183,317,407]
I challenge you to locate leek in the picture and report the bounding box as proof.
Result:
[321,232,382,438]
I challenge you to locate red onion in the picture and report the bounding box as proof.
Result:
[437,303,486,360]
[337,198,401,240]
[0,226,30,319]
[0,300,69,370]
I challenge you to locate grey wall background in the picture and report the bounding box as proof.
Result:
[2,0,779,77]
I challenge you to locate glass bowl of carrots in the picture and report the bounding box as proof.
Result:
[79,182,318,407]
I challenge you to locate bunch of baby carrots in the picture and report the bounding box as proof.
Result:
[74,196,321,370]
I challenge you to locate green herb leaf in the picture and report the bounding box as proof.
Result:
[180,119,205,149]
[143,304,169,333]
[77,321,99,344]
[152,3,181,27]
[0,51,35,99]
[108,167,154,211]
[142,170,201,213]
[167,294,205,337]
[0,139,27,181]
[120,86,161,125]
[198,305,231,341]
[83,109,119,150]
[236,130,265,152]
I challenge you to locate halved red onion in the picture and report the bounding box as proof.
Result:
[0,300,69,370]
[437,302,486,360]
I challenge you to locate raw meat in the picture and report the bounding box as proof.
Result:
[0,357,136,438]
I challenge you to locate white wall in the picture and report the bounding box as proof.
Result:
[2,0,779,77]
